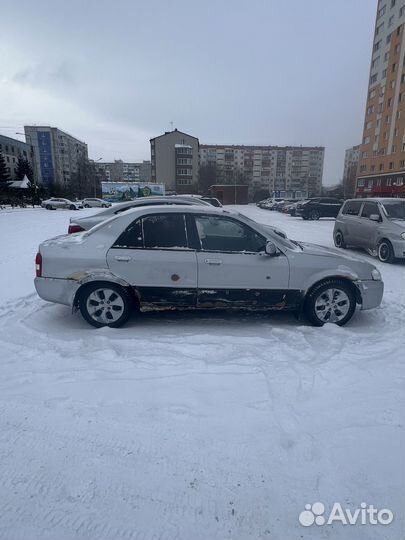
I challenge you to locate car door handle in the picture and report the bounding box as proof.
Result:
[114,255,131,262]
[205,258,222,265]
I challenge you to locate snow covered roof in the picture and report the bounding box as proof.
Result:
[9,175,30,189]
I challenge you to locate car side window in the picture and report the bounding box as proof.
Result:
[113,218,143,248]
[342,201,362,216]
[143,214,188,249]
[194,216,265,253]
[361,202,380,219]
[113,214,189,249]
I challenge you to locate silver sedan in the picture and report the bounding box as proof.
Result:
[35,205,384,328]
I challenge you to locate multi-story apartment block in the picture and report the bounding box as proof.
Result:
[342,144,361,198]
[0,133,33,181]
[357,0,405,197]
[24,126,88,188]
[200,145,324,198]
[96,160,152,183]
[150,129,199,193]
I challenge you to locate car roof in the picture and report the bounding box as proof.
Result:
[344,197,403,203]
[109,196,210,211]
[120,204,227,217]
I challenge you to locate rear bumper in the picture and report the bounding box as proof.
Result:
[356,279,384,310]
[34,277,80,307]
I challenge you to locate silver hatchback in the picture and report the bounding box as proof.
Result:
[333,198,405,263]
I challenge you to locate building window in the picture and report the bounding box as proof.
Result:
[400,5,405,16]
[358,179,365,187]
[386,33,392,45]
[362,151,368,158]
[389,15,395,26]
[387,178,392,186]
[380,163,385,171]
[371,165,376,172]
[392,63,396,72]
[382,68,387,78]
[389,161,394,169]
[392,144,396,152]
[400,159,405,168]
[363,136,371,144]
[374,40,381,52]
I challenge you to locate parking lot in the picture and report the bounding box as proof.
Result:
[0,205,404,540]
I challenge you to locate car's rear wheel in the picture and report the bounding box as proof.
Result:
[310,209,320,220]
[377,239,395,263]
[334,230,346,249]
[304,279,356,326]
[69,204,76,210]
[84,204,90,208]
[79,283,133,328]
[102,204,108,208]
[45,204,52,210]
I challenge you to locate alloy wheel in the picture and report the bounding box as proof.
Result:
[314,288,350,323]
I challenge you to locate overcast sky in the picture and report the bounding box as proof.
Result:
[0,0,376,185]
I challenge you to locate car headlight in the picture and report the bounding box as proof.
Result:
[371,268,382,281]
[401,232,405,240]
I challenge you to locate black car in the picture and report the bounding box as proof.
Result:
[295,198,343,220]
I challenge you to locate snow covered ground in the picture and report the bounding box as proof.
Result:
[0,205,404,540]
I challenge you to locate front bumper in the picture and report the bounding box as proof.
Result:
[391,238,405,259]
[356,279,384,310]
[34,277,80,307]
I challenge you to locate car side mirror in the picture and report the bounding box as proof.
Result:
[369,214,380,222]
[265,241,278,256]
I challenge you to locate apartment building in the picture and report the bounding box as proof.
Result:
[96,160,151,183]
[357,0,405,197]
[24,126,88,188]
[0,134,33,181]
[150,129,199,193]
[342,144,361,198]
[200,145,324,198]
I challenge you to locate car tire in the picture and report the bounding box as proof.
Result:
[45,204,51,210]
[102,204,108,208]
[84,204,90,208]
[310,209,320,220]
[69,204,76,210]
[334,230,346,249]
[304,279,356,327]
[302,216,309,220]
[377,239,395,263]
[78,282,133,328]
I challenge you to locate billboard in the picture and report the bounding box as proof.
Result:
[101,182,165,202]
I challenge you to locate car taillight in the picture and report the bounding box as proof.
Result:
[35,252,42,277]
[68,224,85,234]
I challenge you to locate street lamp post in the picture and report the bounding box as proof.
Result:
[94,158,103,197]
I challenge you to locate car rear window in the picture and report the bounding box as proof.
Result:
[342,200,362,216]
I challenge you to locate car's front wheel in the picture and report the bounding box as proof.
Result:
[334,230,346,249]
[304,279,356,326]
[310,209,320,220]
[377,239,395,263]
[84,204,90,208]
[79,283,133,328]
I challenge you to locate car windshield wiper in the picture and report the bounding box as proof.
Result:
[291,240,304,250]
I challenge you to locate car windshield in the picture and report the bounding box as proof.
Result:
[381,200,405,220]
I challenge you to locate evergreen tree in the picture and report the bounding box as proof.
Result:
[14,156,34,182]
[0,152,12,192]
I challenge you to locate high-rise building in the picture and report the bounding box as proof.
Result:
[150,129,199,193]
[24,126,88,188]
[357,0,405,197]
[96,160,151,183]
[342,144,361,198]
[0,134,33,181]
[200,145,324,199]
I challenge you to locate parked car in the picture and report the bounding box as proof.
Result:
[295,197,343,220]
[82,198,111,208]
[67,195,213,233]
[35,205,383,328]
[333,197,405,263]
[201,197,222,207]
[41,198,83,210]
